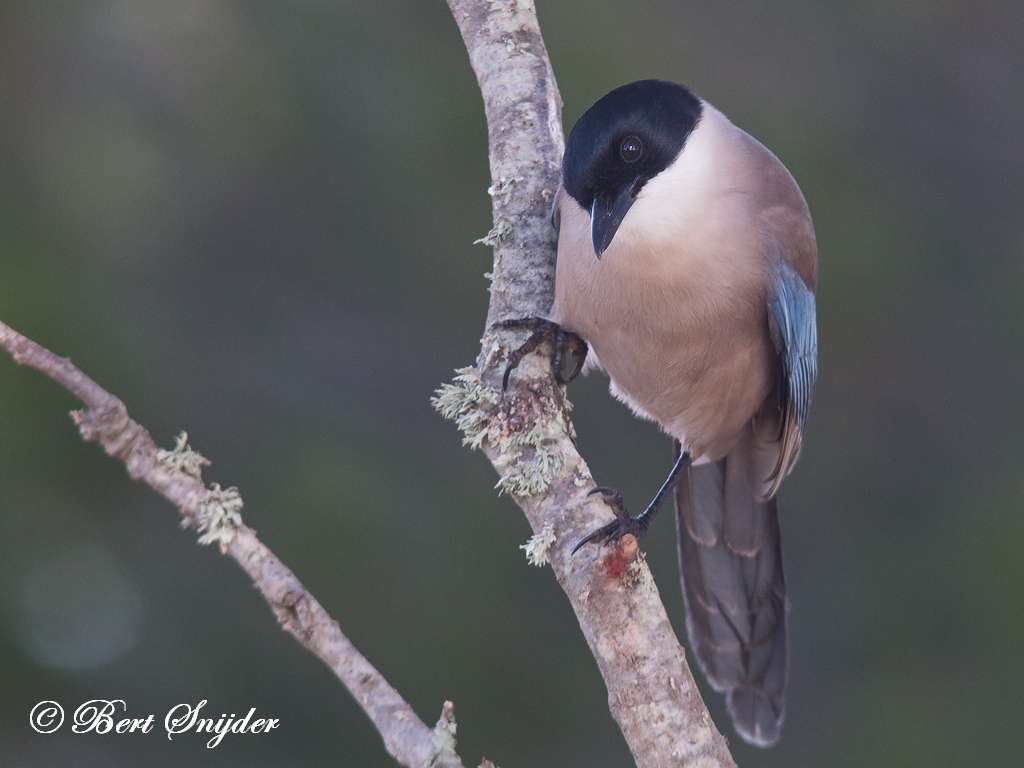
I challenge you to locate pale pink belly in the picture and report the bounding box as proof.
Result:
[552,290,775,460]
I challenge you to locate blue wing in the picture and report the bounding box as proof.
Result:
[764,257,817,496]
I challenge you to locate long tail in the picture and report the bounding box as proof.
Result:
[673,437,789,746]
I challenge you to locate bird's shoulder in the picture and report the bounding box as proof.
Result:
[731,126,818,292]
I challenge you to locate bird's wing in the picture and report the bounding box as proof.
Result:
[761,256,818,498]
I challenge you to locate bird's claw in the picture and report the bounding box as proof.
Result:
[494,318,588,390]
[571,486,650,554]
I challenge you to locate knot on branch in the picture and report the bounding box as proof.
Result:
[426,701,459,768]
[273,589,320,643]
[71,399,137,459]
[601,538,648,584]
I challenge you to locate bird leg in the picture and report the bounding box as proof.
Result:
[572,450,692,554]
[495,318,588,390]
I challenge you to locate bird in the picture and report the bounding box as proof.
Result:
[502,79,817,747]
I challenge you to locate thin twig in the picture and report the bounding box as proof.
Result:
[0,319,468,768]
[439,1,738,766]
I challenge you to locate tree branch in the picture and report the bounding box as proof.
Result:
[438,1,738,766]
[0,320,469,768]
[1,2,739,763]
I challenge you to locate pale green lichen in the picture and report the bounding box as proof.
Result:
[473,216,513,247]
[434,364,569,498]
[494,423,567,497]
[158,433,243,548]
[156,431,211,480]
[520,523,556,566]
[496,446,564,496]
[534,443,567,479]
[486,176,524,205]
[483,270,508,295]
[195,483,244,548]
[431,366,499,451]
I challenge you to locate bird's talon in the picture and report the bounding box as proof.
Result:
[571,516,648,554]
[495,318,588,390]
[570,522,620,554]
[574,486,648,554]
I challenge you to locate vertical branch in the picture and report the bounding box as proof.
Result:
[440,1,739,766]
[447,0,564,326]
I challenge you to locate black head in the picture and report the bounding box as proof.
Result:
[562,79,702,257]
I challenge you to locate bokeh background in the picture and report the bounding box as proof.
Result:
[1,0,1022,765]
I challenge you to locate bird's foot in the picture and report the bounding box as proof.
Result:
[572,449,691,555]
[571,486,653,554]
[494,318,588,390]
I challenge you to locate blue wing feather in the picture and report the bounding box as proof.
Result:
[763,258,817,496]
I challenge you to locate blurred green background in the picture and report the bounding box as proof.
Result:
[1,0,1022,765]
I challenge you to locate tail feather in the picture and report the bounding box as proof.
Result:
[677,458,724,546]
[674,437,789,747]
[723,436,772,556]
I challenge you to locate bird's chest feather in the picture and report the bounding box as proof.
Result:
[550,190,775,456]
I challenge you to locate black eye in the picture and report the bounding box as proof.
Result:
[619,135,642,163]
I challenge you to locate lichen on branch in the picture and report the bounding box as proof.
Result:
[432,363,571,499]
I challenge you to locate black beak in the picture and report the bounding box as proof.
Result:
[591,181,639,258]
